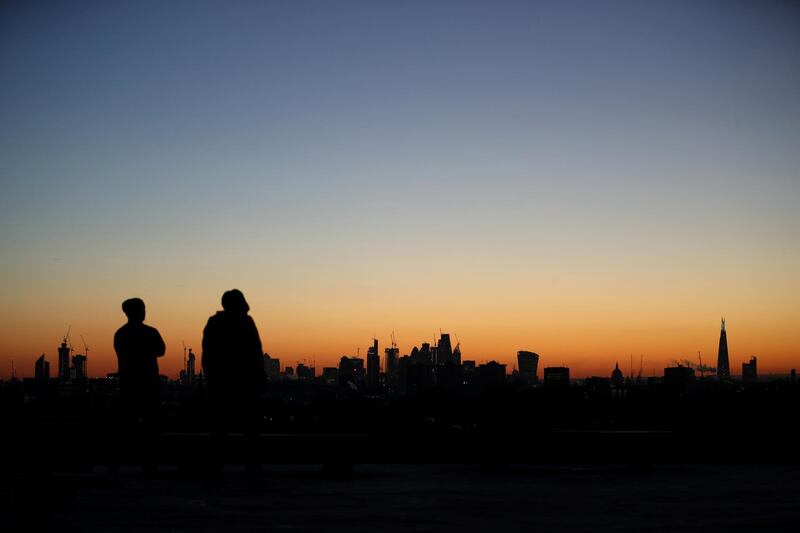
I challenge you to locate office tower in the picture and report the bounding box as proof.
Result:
[517,351,539,384]
[543,366,570,388]
[717,318,730,381]
[397,355,411,393]
[742,356,757,384]
[186,349,196,384]
[477,361,506,387]
[339,356,365,388]
[296,363,315,380]
[322,367,339,384]
[437,333,453,365]
[34,354,50,382]
[453,343,461,365]
[664,365,695,382]
[367,338,380,387]
[384,345,399,381]
[460,360,476,385]
[436,362,461,390]
[58,340,70,379]
[398,349,435,393]
[263,353,280,379]
[417,343,433,365]
[71,354,87,380]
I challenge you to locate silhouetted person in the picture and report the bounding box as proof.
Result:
[112,297,166,475]
[202,289,266,484]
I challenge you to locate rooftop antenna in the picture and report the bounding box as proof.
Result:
[182,341,187,375]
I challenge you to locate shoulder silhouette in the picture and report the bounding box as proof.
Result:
[202,289,265,393]
[114,297,166,389]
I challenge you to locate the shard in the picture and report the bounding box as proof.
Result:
[717,318,730,381]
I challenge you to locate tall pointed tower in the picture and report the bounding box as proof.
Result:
[717,318,730,381]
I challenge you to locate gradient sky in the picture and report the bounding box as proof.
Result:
[1,0,799,378]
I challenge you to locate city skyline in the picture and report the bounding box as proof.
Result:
[2,2,799,379]
[3,315,792,380]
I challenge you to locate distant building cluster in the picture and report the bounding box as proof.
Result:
[33,338,89,383]
[203,321,764,396]
[12,319,794,400]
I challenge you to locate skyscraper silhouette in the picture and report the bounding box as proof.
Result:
[367,338,380,387]
[517,351,539,384]
[186,349,196,384]
[58,340,70,379]
[71,354,87,380]
[384,344,399,383]
[742,356,757,384]
[717,318,730,381]
[436,333,453,365]
[34,354,50,382]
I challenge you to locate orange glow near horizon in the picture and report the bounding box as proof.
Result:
[2,0,800,383]
[1,273,797,379]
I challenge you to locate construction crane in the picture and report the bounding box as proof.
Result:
[81,335,89,377]
[629,354,633,382]
[698,351,704,378]
[637,355,644,384]
[64,325,72,351]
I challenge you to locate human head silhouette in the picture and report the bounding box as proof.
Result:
[221,289,249,315]
[122,298,146,324]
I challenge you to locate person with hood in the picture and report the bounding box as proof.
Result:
[202,289,266,483]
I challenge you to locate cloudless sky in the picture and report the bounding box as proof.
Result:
[1,0,799,378]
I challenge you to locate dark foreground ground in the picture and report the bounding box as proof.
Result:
[5,463,799,532]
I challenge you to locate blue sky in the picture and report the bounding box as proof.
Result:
[1,1,799,375]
